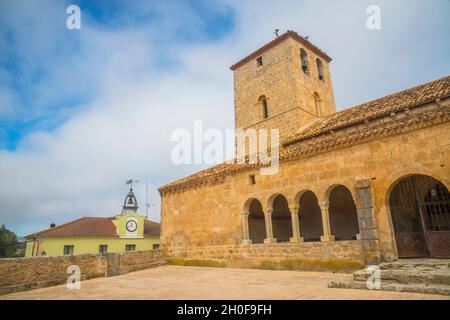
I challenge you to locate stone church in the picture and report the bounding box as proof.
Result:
[159,30,450,266]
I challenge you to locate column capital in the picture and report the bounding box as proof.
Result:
[240,211,249,217]
[289,204,299,213]
[265,208,273,215]
[319,202,329,209]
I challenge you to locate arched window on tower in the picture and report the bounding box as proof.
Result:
[316,58,324,81]
[313,92,321,116]
[300,49,309,74]
[259,96,269,119]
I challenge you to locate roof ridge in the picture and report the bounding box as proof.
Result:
[341,75,450,113]
[282,75,450,145]
[230,30,332,71]
[27,216,88,238]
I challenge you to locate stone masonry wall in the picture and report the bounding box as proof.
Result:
[117,250,166,275]
[0,254,106,295]
[0,250,166,295]
[161,115,450,262]
[167,241,365,267]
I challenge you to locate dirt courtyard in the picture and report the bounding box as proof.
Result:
[1,265,449,300]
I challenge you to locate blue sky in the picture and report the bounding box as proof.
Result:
[0,0,449,236]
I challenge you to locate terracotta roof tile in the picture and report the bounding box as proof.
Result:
[159,75,450,193]
[144,220,160,237]
[27,217,160,238]
[282,75,450,145]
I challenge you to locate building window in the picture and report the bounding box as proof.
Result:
[300,49,309,74]
[316,58,324,81]
[259,96,269,119]
[256,56,263,67]
[152,244,160,250]
[314,92,321,116]
[249,175,256,185]
[99,245,108,255]
[63,245,74,255]
[125,244,136,252]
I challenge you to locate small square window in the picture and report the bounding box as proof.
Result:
[99,245,108,255]
[125,244,136,252]
[152,244,160,250]
[249,175,256,185]
[256,56,263,67]
[63,245,74,255]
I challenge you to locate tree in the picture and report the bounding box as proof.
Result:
[0,224,19,258]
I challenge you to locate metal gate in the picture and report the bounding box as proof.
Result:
[389,175,450,258]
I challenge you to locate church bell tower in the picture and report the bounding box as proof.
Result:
[230,30,337,141]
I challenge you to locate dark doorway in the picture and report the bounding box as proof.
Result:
[248,199,266,244]
[298,191,323,241]
[271,195,292,242]
[329,185,360,240]
[389,175,450,258]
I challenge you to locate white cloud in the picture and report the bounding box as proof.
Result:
[0,0,449,235]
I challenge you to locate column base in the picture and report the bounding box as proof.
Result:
[290,236,304,243]
[241,239,253,245]
[264,238,277,244]
[356,233,361,240]
[320,235,335,242]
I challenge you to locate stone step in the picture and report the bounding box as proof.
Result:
[378,259,450,270]
[352,268,450,286]
[328,279,450,296]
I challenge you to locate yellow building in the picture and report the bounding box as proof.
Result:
[25,188,160,257]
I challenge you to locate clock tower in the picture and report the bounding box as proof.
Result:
[113,187,145,238]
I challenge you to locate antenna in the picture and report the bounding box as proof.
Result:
[146,179,148,219]
[145,178,155,219]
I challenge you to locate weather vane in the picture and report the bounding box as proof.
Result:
[125,178,139,190]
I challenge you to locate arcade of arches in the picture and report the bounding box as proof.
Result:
[241,175,450,259]
[242,185,360,245]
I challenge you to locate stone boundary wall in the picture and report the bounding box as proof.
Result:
[167,240,365,267]
[0,250,166,296]
[116,250,166,275]
[0,254,106,295]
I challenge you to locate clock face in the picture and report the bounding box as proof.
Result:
[126,220,137,232]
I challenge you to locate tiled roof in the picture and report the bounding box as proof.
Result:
[283,75,450,146]
[230,30,332,71]
[144,220,160,237]
[159,75,450,193]
[27,217,160,238]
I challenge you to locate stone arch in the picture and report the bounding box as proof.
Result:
[387,174,450,258]
[297,190,323,241]
[259,95,269,119]
[245,198,266,244]
[300,48,309,74]
[268,193,292,243]
[313,92,321,116]
[327,185,360,240]
[316,58,324,80]
[380,170,449,259]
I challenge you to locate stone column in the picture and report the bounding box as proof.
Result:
[240,212,252,245]
[289,204,304,243]
[264,208,277,243]
[320,202,335,241]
